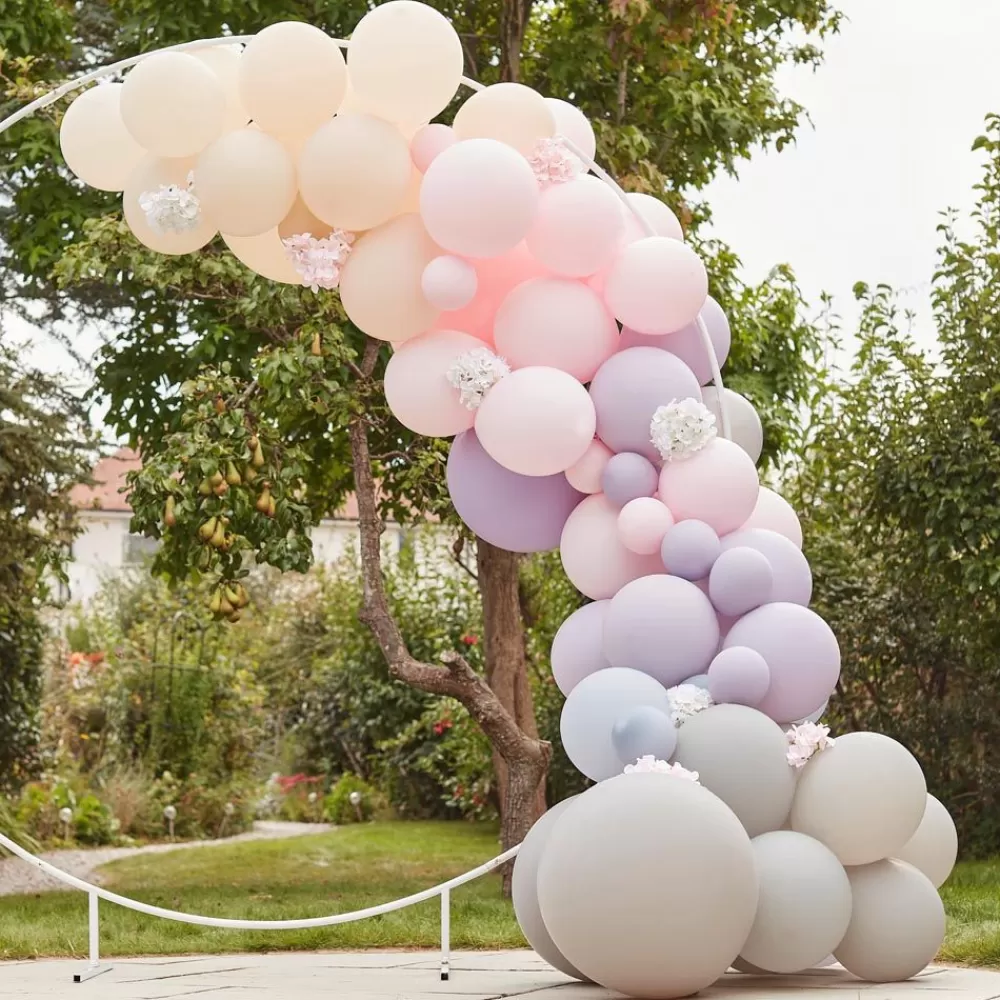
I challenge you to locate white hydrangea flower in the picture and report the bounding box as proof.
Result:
[527,136,583,187]
[623,755,700,783]
[139,171,202,234]
[650,398,717,462]
[785,722,836,769]
[282,230,355,292]
[446,348,510,409]
[666,683,714,725]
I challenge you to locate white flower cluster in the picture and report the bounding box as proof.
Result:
[650,398,717,462]
[282,230,355,292]
[446,347,510,409]
[785,722,836,769]
[527,136,582,187]
[139,171,201,234]
[623,755,700,782]
[666,683,714,725]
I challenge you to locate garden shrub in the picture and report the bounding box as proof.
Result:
[323,773,379,824]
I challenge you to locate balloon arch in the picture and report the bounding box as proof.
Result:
[10,3,958,996]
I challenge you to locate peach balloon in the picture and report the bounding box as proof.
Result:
[278,195,332,240]
[420,139,539,258]
[659,438,761,536]
[453,83,555,154]
[604,236,708,335]
[565,439,613,494]
[239,22,347,137]
[545,98,596,162]
[123,155,217,255]
[193,46,249,131]
[493,278,618,381]
[60,84,144,192]
[475,366,596,477]
[299,113,411,231]
[195,129,296,238]
[422,256,478,311]
[347,0,464,126]
[121,52,225,158]
[384,329,483,436]
[740,486,804,549]
[618,497,675,555]
[339,213,441,342]
[622,192,683,242]
[527,176,624,278]
[560,494,663,600]
[397,167,424,215]
[224,229,301,284]
[410,124,458,173]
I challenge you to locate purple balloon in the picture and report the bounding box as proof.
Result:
[707,646,770,707]
[724,603,840,723]
[551,600,611,697]
[708,546,773,617]
[601,452,658,508]
[447,430,584,553]
[589,347,701,463]
[620,296,732,386]
[603,574,720,687]
[661,519,721,580]
[720,528,812,606]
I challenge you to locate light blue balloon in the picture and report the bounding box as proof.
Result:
[612,706,678,765]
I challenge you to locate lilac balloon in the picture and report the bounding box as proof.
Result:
[551,600,611,696]
[707,646,770,707]
[611,706,677,764]
[589,347,702,463]
[661,519,721,580]
[601,452,658,508]
[720,528,812,606]
[447,430,584,553]
[619,296,732,385]
[724,603,840,723]
[603,574,720,687]
[708,546,773,618]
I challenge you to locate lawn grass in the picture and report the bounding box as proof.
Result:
[940,858,1000,966]
[0,821,524,960]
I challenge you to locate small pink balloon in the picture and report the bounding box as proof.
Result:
[383,329,483,437]
[421,255,478,311]
[560,493,662,600]
[526,176,624,277]
[621,192,683,242]
[604,236,708,335]
[410,123,457,173]
[474,366,596,476]
[565,438,612,494]
[617,497,675,555]
[493,278,618,382]
[659,437,760,536]
[739,485,804,549]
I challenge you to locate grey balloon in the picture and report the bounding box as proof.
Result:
[708,546,773,617]
[674,704,797,837]
[601,452,658,508]
[661,519,721,580]
[720,528,812,606]
[895,794,958,889]
[682,673,711,690]
[512,796,587,981]
[611,706,677,765]
[550,600,611,697]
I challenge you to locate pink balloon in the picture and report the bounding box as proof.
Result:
[421,255,478,310]
[560,494,662,600]
[420,138,539,258]
[620,192,683,242]
[410,123,457,173]
[659,438,760,535]
[604,237,708,335]
[565,438,612,494]
[493,278,618,382]
[739,486,804,549]
[474,366,596,476]
[383,329,483,437]
[617,497,675,555]
[526,176,624,277]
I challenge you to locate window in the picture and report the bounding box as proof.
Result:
[123,533,159,564]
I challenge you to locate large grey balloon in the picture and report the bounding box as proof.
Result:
[611,706,677,764]
[895,794,958,889]
[740,831,852,974]
[674,704,796,837]
[512,797,587,980]
[550,600,611,697]
[702,387,763,464]
[835,859,945,982]
[537,773,758,999]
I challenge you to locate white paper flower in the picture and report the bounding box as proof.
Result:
[446,347,510,409]
[785,721,836,769]
[650,398,717,462]
[282,230,355,292]
[623,755,700,782]
[139,171,202,234]
[527,136,582,187]
[666,683,714,725]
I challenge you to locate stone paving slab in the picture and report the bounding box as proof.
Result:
[3,951,1000,999]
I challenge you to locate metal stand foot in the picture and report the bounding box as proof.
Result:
[74,891,112,983]
[440,888,451,982]
[74,963,112,984]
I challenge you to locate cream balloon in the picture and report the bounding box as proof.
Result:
[193,46,249,131]
[545,98,596,162]
[339,213,441,342]
[239,21,347,137]
[702,387,764,464]
[298,114,411,231]
[120,52,225,158]
[123,155,217,255]
[453,83,556,153]
[278,196,332,241]
[195,129,296,238]
[224,230,301,284]
[895,794,958,888]
[60,84,144,192]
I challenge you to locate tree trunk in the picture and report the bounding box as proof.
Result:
[499,0,535,82]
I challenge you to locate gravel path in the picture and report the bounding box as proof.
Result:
[0,820,334,897]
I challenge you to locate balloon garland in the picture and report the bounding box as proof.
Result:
[51,2,958,996]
